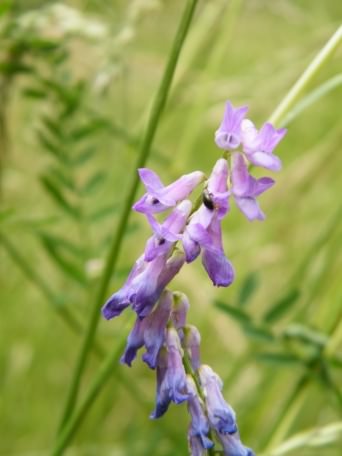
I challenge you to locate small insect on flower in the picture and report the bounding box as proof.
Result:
[202,189,215,211]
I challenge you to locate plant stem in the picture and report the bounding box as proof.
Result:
[56,0,199,440]
[268,25,342,127]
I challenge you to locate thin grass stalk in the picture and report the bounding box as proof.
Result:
[56,0,199,439]
[269,26,342,127]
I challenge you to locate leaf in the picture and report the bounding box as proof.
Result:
[267,421,342,455]
[214,300,251,323]
[22,87,47,99]
[69,119,108,142]
[27,38,60,52]
[71,147,96,166]
[37,130,65,160]
[0,61,33,75]
[263,289,300,323]
[81,172,105,195]
[38,233,87,285]
[41,115,65,141]
[243,323,274,342]
[256,352,301,366]
[88,203,119,222]
[40,174,79,218]
[283,324,328,348]
[238,272,259,306]
[49,167,75,192]
[282,74,342,127]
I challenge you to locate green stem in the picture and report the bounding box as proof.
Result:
[262,375,310,452]
[56,0,199,439]
[183,350,216,456]
[268,25,342,127]
[52,338,126,456]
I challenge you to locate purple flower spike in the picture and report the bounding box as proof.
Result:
[242,119,286,171]
[102,255,146,320]
[186,376,214,451]
[142,290,172,369]
[206,158,230,219]
[183,325,201,371]
[103,248,185,321]
[199,365,237,435]
[171,291,190,330]
[151,328,189,419]
[144,200,192,262]
[215,101,249,150]
[120,289,172,368]
[132,249,185,318]
[133,168,204,214]
[218,432,255,456]
[231,153,274,221]
[202,216,235,287]
[188,435,207,456]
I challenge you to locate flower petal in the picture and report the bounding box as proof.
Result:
[234,196,265,221]
[138,168,164,193]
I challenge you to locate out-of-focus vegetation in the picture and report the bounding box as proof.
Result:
[0,0,341,455]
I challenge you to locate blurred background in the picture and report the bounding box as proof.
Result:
[0,0,341,455]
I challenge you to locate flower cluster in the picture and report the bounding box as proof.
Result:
[102,101,286,455]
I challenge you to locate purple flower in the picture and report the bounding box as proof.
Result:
[102,249,185,320]
[144,200,192,262]
[201,215,235,287]
[215,101,248,150]
[218,432,255,456]
[231,153,274,221]
[188,435,207,456]
[150,328,189,418]
[241,119,286,171]
[171,291,190,330]
[183,325,201,371]
[120,290,172,368]
[182,159,234,287]
[186,376,214,451]
[199,365,237,435]
[133,168,204,214]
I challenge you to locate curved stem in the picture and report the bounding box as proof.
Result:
[268,26,342,127]
[56,0,199,439]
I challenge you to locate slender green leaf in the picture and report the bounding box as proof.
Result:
[215,300,251,323]
[71,147,96,166]
[88,203,119,222]
[69,119,108,142]
[81,172,105,195]
[38,233,87,285]
[263,289,300,323]
[266,421,342,455]
[256,352,301,366]
[283,324,328,348]
[0,61,33,75]
[238,272,260,306]
[282,73,342,126]
[40,175,79,218]
[41,115,65,141]
[22,87,47,99]
[49,167,75,192]
[37,130,65,160]
[243,323,274,342]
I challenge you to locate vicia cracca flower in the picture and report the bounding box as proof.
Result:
[102,99,287,455]
[133,168,204,214]
[241,119,286,172]
[215,101,249,150]
[231,152,274,221]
